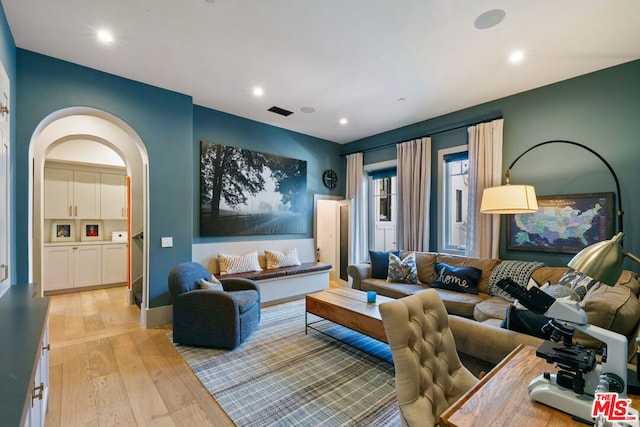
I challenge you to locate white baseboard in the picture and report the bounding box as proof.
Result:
[142,303,173,328]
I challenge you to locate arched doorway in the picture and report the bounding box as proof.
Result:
[28,107,150,325]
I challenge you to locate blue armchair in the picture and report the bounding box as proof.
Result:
[168,262,261,349]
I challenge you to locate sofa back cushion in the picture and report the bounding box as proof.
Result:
[578,283,640,360]
[436,254,501,294]
[401,251,437,284]
[530,267,568,286]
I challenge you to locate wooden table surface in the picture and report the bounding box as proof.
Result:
[441,344,640,427]
[305,287,394,343]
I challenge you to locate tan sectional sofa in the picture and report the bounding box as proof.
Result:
[347,251,640,364]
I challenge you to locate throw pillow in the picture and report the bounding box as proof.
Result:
[369,250,400,279]
[217,251,262,275]
[387,252,418,284]
[557,269,599,301]
[265,248,301,269]
[544,284,580,301]
[200,277,223,291]
[431,262,482,295]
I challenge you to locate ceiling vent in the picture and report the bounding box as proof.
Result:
[268,106,293,117]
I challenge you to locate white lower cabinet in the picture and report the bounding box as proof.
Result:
[43,244,102,291]
[102,243,128,284]
[24,322,49,427]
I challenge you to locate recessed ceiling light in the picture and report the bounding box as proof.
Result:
[300,106,316,113]
[253,87,264,97]
[509,50,525,63]
[474,9,506,30]
[97,30,113,43]
[339,118,348,125]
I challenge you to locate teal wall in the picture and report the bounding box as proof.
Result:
[342,60,640,272]
[0,2,15,283]
[13,50,341,307]
[16,50,194,307]
[193,105,343,243]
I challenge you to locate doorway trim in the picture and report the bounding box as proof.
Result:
[28,107,150,325]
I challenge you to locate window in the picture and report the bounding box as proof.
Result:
[374,176,394,222]
[437,146,469,255]
[365,163,397,253]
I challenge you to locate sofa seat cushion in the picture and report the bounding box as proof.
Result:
[360,278,428,299]
[473,296,511,322]
[432,289,488,318]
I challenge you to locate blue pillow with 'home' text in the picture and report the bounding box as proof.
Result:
[431,262,482,295]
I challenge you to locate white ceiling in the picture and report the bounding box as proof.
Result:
[4,0,640,144]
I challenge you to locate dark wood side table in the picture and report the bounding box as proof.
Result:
[440,344,640,427]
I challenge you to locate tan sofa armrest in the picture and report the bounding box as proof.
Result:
[347,263,371,290]
[448,314,543,365]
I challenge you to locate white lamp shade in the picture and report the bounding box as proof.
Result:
[480,185,538,214]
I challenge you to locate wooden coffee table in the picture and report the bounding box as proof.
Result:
[305,287,393,343]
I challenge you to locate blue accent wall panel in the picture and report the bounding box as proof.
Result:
[16,50,193,307]
[343,60,640,271]
[193,105,342,243]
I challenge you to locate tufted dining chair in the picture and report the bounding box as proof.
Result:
[379,289,478,427]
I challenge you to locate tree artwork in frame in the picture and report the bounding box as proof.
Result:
[507,192,615,254]
[51,222,74,242]
[81,220,103,241]
[199,141,307,237]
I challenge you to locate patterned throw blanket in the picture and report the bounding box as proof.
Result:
[488,260,545,302]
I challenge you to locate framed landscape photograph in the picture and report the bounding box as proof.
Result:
[200,141,307,237]
[80,220,103,241]
[507,192,614,254]
[51,222,74,242]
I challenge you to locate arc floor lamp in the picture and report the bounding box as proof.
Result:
[479,139,639,285]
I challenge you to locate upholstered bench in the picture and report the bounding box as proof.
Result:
[214,262,331,305]
[193,239,333,306]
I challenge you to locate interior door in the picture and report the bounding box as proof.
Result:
[314,197,351,285]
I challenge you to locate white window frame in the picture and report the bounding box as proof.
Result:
[437,145,468,255]
[364,160,397,255]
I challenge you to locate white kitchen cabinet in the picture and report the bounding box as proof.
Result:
[102,243,128,284]
[101,173,127,219]
[43,168,73,219]
[43,244,102,291]
[26,323,49,427]
[44,168,101,219]
[42,245,73,291]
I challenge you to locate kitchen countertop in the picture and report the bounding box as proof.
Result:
[0,283,50,426]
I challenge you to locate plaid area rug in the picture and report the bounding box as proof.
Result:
[170,299,399,427]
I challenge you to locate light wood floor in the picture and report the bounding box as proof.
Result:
[45,286,235,427]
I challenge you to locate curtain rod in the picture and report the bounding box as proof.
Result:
[341,114,503,156]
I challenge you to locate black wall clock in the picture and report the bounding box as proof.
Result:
[322,170,337,189]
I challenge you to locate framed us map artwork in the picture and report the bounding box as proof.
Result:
[506,192,614,254]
